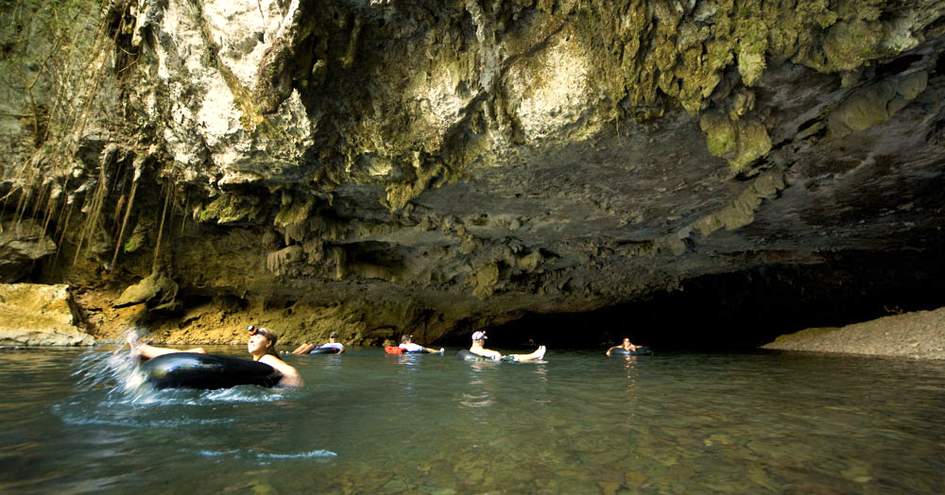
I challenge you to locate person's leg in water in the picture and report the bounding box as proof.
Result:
[127,333,206,360]
[507,345,546,362]
[290,343,317,355]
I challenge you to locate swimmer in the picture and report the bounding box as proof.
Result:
[128,325,303,387]
[469,331,546,362]
[399,334,444,354]
[606,337,639,357]
[290,332,345,355]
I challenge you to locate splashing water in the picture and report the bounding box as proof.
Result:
[69,327,288,406]
[72,327,151,401]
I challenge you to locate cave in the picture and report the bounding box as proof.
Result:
[0,1,943,357]
[476,248,945,350]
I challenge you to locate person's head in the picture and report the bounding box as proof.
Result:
[329,332,338,343]
[400,334,413,344]
[471,331,487,345]
[247,325,279,356]
[622,337,631,346]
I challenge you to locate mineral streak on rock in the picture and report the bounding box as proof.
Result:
[1,1,945,344]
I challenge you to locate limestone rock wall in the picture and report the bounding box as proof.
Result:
[2,1,945,343]
[0,284,93,347]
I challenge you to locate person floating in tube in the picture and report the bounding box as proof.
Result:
[128,325,303,387]
[606,337,639,357]
[398,334,444,354]
[290,332,345,355]
[468,330,546,362]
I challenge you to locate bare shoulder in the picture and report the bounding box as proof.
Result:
[259,354,286,366]
[260,354,296,374]
[259,354,303,387]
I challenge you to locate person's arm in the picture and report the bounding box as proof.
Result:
[605,345,618,357]
[260,355,304,387]
[422,346,444,353]
[471,347,502,360]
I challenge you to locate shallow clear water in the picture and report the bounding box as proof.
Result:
[1,347,943,494]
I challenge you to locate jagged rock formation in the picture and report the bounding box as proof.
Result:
[2,1,945,344]
[0,284,93,347]
[0,220,56,282]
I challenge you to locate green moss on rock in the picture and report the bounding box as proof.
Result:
[829,71,929,137]
[194,194,263,225]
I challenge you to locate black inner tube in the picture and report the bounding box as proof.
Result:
[308,346,342,355]
[609,347,653,356]
[456,350,517,362]
[141,353,283,389]
[457,350,490,361]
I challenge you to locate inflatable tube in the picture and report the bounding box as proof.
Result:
[141,353,283,390]
[457,350,490,361]
[457,350,515,362]
[309,346,342,355]
[386,346,436,354]
[609,347,653,356]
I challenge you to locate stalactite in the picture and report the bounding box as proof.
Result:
[73,159,110,266]
[29,181,50,221]
[152,185,172,272]
[39,180,63,241]
[112,193,127,239]
[179,196,189,235]
[13,187,31,230]
[52,198,75,267]
[109,172,138,270]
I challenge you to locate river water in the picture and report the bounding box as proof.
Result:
[0,346,943,494]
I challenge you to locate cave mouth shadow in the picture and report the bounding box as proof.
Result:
[471,250,945,352]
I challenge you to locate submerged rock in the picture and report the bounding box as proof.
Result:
[0,284,93,347]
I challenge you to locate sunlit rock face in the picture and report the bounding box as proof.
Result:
[0,284,93,347]
[3,1,945,342]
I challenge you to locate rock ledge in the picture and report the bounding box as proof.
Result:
[0,284,94,347]
[763,308,945,359]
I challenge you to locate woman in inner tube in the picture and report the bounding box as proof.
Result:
[605,337,639,357]
[128,325,303,387]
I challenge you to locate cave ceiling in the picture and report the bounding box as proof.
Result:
[2,0,945,336]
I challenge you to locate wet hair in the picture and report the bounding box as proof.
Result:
[400,334,411,344]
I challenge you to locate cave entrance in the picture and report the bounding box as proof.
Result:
[476,250,945,351]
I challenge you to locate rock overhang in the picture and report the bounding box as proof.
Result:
[2,0,945,343]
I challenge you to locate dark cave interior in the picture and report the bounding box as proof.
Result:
[448,248,945,352]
